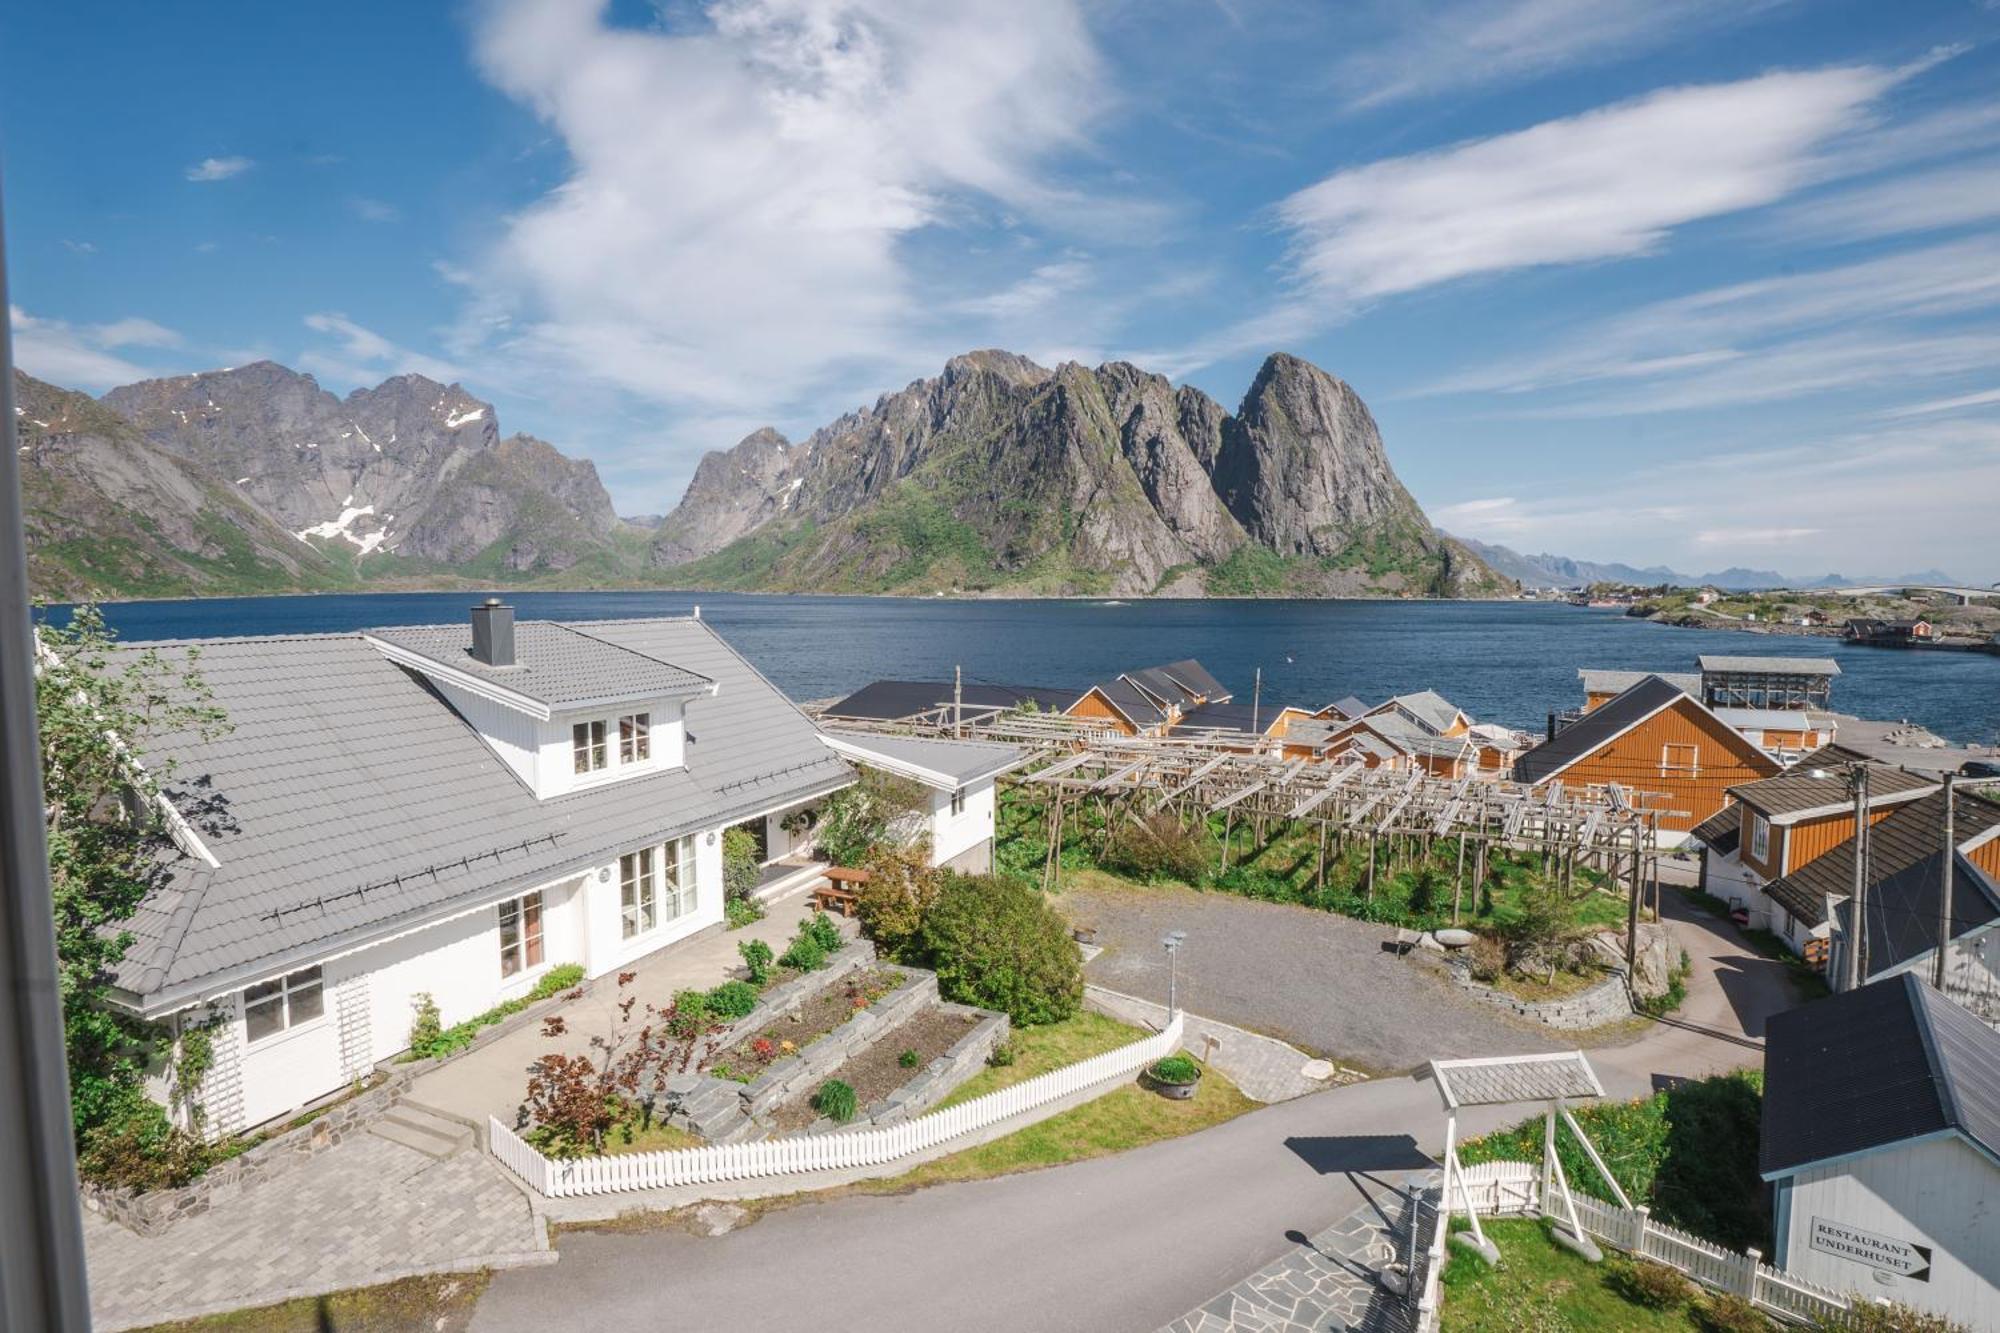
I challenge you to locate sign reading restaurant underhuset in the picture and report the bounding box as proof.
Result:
[1809,1217,1932,1282]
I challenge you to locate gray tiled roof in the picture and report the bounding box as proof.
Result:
[821,730,1025,787]
[1579,668,1700,698]
[369,620,711,711]
[1430,1053,1604,1109]
[1697,655,1842,677]
[1324,695,1370,721]
[108,617,851,1012]
[1767,787,2000,934]
[1378,690,1464,735]
[1763,973,2000,1177]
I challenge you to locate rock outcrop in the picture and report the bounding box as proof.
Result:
[652,349,1508,598]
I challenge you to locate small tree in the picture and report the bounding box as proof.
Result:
[815,768,928,866]
[38,606,228,1168]
[917,874,1082,1025]
[855,842,943,960]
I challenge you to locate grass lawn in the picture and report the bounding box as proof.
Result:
[130,1272,488,1332]
[1441,1219,1703,1332]
[603,1116,702,1156]
[934,1009,1149,1109]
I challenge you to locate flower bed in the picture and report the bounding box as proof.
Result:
[766,1004,991,1132]
[708,966,906,1085]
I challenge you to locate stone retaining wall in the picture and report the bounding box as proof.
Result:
[862,1005,1009,1127]
[1449,964,1634,1028]
[741,967,938,1117]
[81,1068,417,1237]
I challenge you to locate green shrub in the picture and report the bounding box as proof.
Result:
[987,1041,1017,1067]
[726,896,765,930]
[1693,1292,1768,1333]
[722,825,762,904]
[804,911,845,954]
[739,938,775,986]
[1103,812,1210,884]
[1827,1303,1970,1333]
[813,1078,858,1123]
[1150,1054,1201,1085]
[76,1090,215,1191]
[898,1048,921,1069]
[706,980,759,1021]
[815,769,929,865]
[529,963,585,1001]
[916,874,1083,1026]
[667,989,711,1037]
[856,843,943,960]
[1608,1258,1690,1309]
[780,934,828,973]
[408,993,442,1053]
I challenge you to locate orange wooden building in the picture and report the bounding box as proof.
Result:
[1512,674,1782,836]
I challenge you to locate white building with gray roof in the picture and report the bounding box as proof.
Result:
[101,603,854,1135]
[819,730,1026,873]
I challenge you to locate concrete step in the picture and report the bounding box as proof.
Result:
[368,1102,475,1160]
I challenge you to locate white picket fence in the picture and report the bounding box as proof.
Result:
[488,1012,1184,1198]
[1420,1160,1853,1327]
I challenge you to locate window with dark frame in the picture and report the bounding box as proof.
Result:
[572,719,608,774]
[950,787,966,816]
[620,712,651,764]
[243,966,325,1042]
[499,891,545,976]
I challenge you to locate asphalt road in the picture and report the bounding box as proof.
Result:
[470,891,1799,1333]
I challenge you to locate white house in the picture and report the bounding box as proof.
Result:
[1762,974,2000,1328]
[103,603,854,1135]
[818,730,1025,873]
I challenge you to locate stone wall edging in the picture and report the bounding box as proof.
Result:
[1447,962,1635,1028]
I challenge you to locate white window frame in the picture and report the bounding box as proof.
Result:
[660,834,697,922]
[1660,742,1700,777]
[573,719,609,775]
[1750,813,1770,864]
[499,891,545,978]
[243,966,326,1044]
[950,787,967,817]
[621,848,657,939]
[619,712,651,765]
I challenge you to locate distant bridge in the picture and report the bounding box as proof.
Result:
[1784,584,2000,602]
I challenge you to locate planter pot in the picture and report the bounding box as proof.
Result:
[1072,927,1097,945]
[1147,1066,1201,1100]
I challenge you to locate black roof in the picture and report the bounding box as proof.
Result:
[1513,674,1691,785]
[1689,804,1740,855]
[1762,973,2000,1177]
[1119,659,1232,709]
[1178,701,1268,734]
[1730,745,1935,821]
[819,679,1080,722]
[1770,787,2000,935]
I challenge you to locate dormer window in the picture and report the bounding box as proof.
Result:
[573,720,608,774]
[620,713,651,764]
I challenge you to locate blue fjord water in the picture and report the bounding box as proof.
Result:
[58,592,2000,746]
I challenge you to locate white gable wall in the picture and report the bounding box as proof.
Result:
[1776,1135,2000,1327]
[930,777,997,870]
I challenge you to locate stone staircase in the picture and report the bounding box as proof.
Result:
[368,1101,476,1160]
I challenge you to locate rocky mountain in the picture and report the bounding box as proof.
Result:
[1460,539,1974,592]
[103,363,618,573]
[13,372,346,600]
[652,351,1508,599]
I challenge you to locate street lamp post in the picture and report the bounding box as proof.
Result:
[1161,930,1187,1018]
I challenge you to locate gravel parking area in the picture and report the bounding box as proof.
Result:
[1061,878,1573,1073]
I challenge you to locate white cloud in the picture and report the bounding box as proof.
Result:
[62,239,97,255]
[90,317,183,350]
[958,257,1093,317]
[1438,417,2000,580]
[1278,62,1913,307]
[185,155,253,182]
[349,197,400,223]
[1772,157,2000,242]
[1329,0,1769,111]
[1881,387,2000,419]
[9,307,166,389]
[455,0,1122,422]
[1428,238,2000,413]
[300,313,464,386]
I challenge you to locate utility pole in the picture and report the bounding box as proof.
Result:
[953,664,962,740]
[1251,667,1262,736]
[1845,766,1870,992]
[1936,773,1957,991]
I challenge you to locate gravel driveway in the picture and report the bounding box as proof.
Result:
[1062,878,1575,1073]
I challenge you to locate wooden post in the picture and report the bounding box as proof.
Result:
[1937,772,1957,990]
[1367,833,1378,901]
[1316,820,1328,891]
[1453,832,1466,925]
[1625,820,1642,974]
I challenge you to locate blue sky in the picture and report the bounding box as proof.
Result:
[6,0,2000,580]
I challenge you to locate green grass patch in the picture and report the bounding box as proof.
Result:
[935,1011,1150,1108]
[128,1271,489,1332]
[1441,1218,1703,1332]
[1458,1069,1767,1252]
[402,964,584,1061]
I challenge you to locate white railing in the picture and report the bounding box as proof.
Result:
[1427,1159,1852,1326]
[489,1013,1184,1198]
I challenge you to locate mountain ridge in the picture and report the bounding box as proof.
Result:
[1455,536,1970,591]
[651,350,1511,599]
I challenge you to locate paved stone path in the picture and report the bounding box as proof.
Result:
[86,1130,550,1331]
[1085,985,1364,1103]
[1161,1179,1435,1333]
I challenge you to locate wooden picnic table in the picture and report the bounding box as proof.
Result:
[813,866,870,917]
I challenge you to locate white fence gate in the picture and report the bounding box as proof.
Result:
[489,1013,1183,1199]
[1413,1159,1854,1328]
